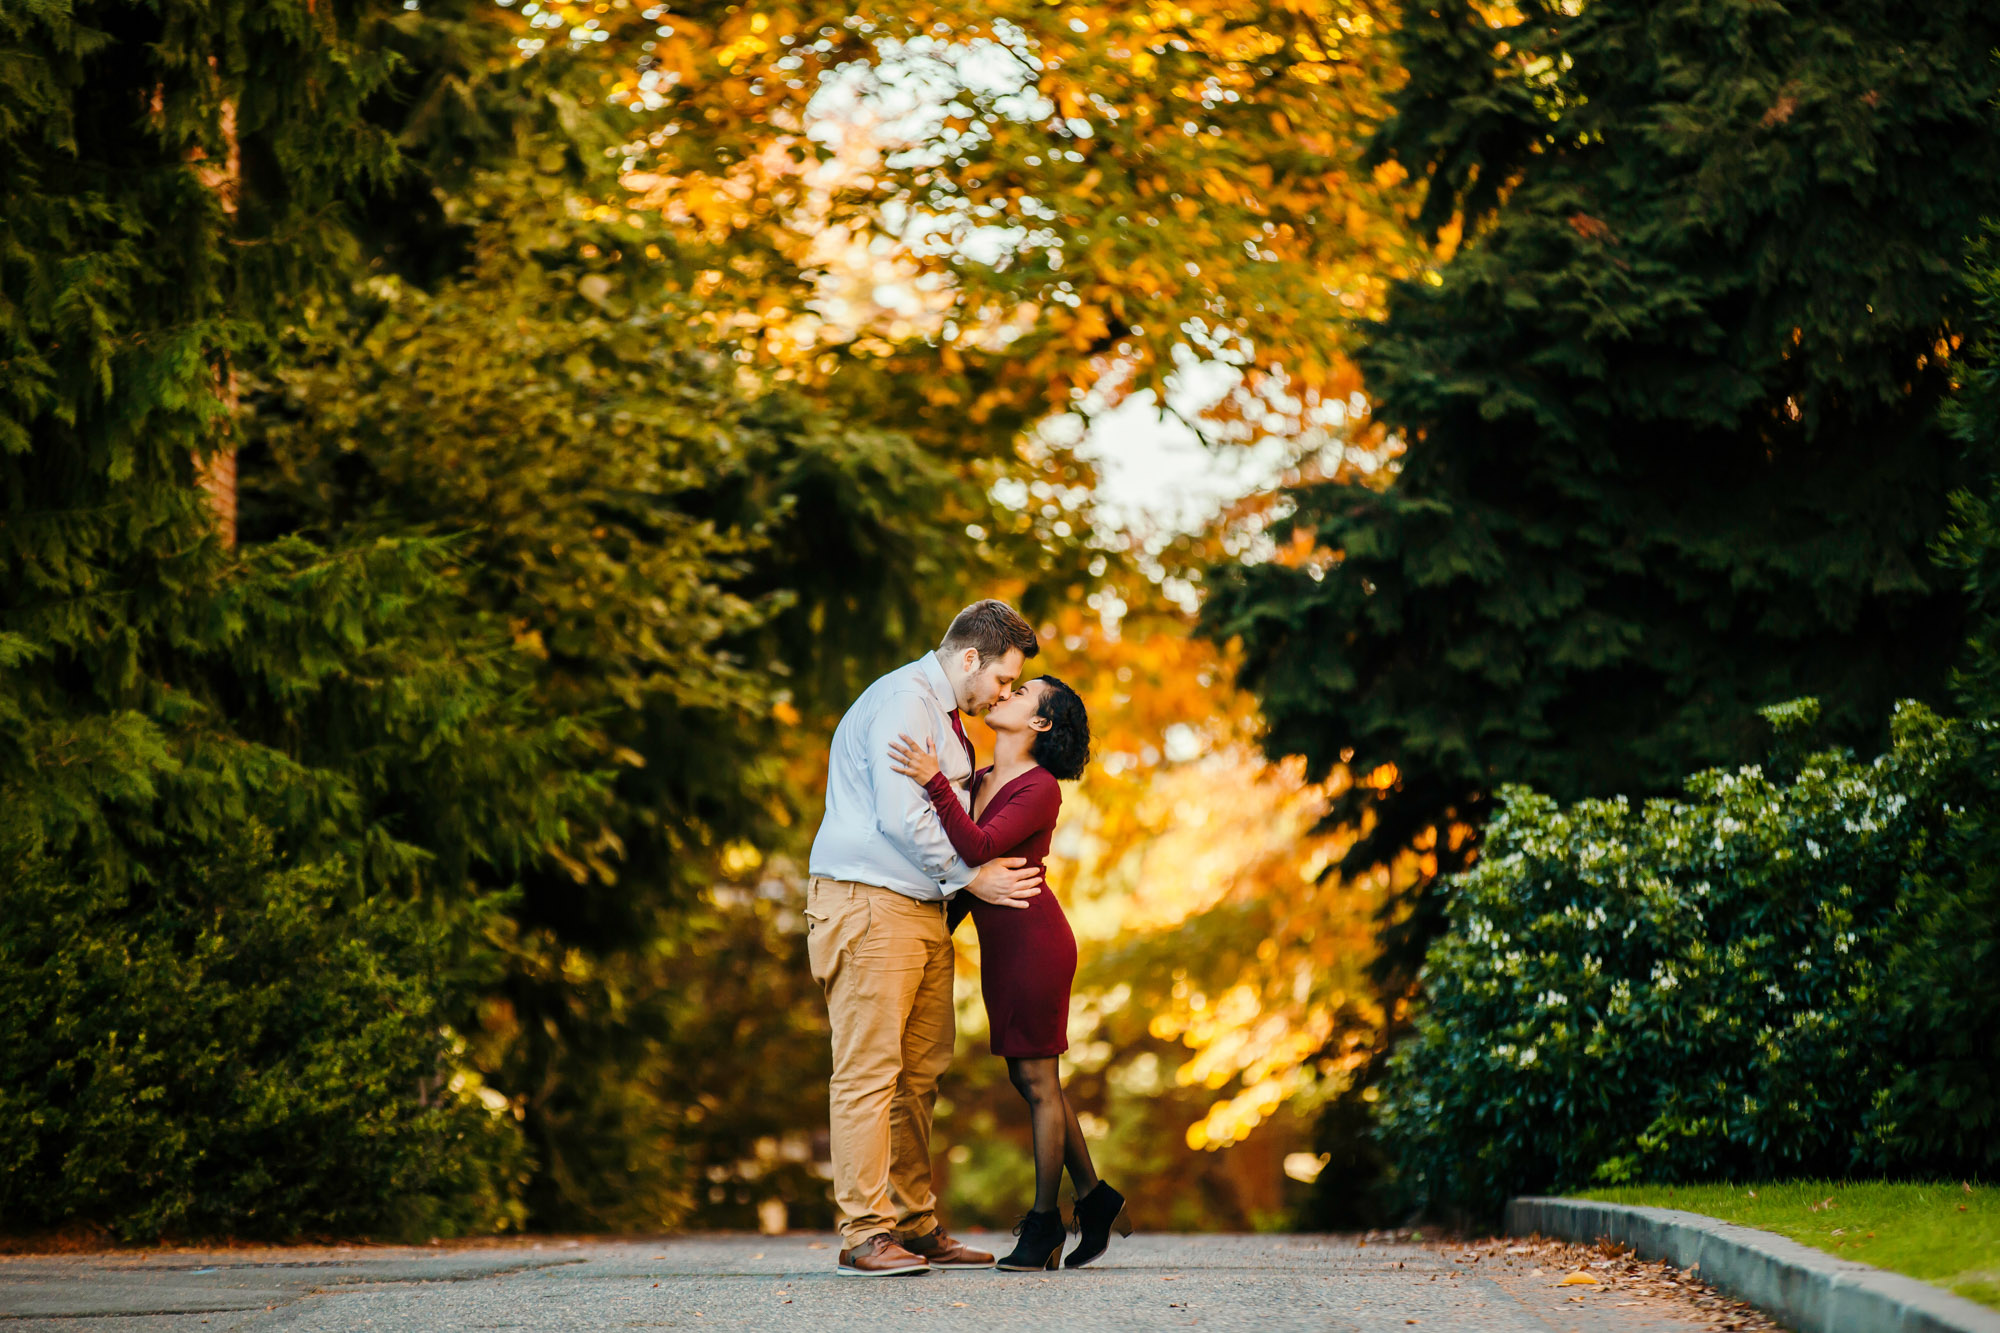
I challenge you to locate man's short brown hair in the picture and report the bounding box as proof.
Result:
[940,599,1039,665]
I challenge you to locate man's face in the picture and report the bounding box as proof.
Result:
[959,647,1026,716]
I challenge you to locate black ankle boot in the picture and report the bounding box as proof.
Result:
[997,1208,1067,1271]
[1064,1182,1131,1268]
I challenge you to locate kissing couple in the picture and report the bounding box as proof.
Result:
[805,599,1132,1276]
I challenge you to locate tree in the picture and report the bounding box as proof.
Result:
[436,0,1425,470]
[0,1,590,1238]
[1203,0,2000,963]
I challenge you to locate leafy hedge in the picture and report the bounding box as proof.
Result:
[1377,701,1998,1215]
[0,828,528,1242]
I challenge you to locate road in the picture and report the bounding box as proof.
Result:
[0,1232,1783,1332]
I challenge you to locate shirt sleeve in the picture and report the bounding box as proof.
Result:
[866,690,976,891]
[923,769,1058,865]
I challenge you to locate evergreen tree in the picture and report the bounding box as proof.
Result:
[1,2,598,1237]
[1204,0,2000,943]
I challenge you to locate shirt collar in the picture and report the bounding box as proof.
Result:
[916,650,957,713]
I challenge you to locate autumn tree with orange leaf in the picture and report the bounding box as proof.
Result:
[232,0,1430,1231]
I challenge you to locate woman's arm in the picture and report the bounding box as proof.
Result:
[923,769,1057,865]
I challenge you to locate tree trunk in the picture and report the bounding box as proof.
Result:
[193,90,240,545]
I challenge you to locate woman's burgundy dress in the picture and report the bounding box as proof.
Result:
[924,765,1074,1058]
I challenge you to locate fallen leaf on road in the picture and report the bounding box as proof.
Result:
[1560,1272,1600,1285]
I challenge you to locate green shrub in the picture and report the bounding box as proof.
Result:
[0,824,530,1242]
[1377,702,1994,1215]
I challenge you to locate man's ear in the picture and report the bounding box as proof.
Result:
[959,646,983,677]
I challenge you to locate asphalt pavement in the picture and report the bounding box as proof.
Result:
[0,1232,1777,1332]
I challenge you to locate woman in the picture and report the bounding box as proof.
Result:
[888,675,1131,1272]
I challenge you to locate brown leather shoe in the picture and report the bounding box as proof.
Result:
[835,1234,930,1277]
[898,1225,996,1269]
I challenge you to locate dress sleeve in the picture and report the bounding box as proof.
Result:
[923,768,1059,865]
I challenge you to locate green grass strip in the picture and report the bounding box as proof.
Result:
[1577,1181,2000,1310]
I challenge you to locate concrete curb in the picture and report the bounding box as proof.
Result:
[1507,1196,2000,1333]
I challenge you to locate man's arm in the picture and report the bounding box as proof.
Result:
[866,690,976,892]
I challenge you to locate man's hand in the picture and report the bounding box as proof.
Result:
[964,856,1042,909]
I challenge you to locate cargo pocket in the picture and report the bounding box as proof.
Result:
[804,880,837,987]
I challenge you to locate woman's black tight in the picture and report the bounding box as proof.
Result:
[1005,1056,1100,1213]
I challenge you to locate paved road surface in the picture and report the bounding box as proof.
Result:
[0,1233,1781,1332]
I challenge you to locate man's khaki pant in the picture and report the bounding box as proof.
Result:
[805,877,955,1246]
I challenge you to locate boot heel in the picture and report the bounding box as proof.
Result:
[1064,1182,1130,1268]
[1045,1246,1061,1270]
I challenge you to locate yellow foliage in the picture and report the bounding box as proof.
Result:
[560,0,1425,458]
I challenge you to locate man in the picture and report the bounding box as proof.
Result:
[807,600,1046,1276]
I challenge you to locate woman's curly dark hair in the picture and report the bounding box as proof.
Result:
[1028,675,1091,781]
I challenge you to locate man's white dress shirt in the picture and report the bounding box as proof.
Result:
[808,652,977,902]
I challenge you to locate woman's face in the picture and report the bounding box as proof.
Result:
[984,677,1046,733]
